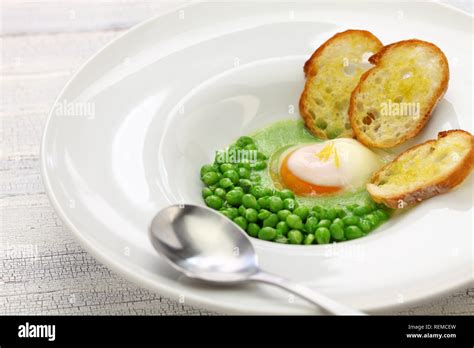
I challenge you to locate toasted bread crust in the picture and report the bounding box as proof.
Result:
[367,130,474,208]
[303,29,383,77]
[349,39,450,148]
[300,30,383,139]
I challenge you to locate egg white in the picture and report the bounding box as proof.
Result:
[284,139,382,190]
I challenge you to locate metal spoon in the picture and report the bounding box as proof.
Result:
[149,204,365,315]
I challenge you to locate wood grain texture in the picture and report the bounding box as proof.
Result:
[1,0,187,35]
[0,0,472,315]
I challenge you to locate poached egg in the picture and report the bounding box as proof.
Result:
[279,139,382,195]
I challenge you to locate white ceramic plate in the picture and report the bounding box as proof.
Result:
[41,2,473,314]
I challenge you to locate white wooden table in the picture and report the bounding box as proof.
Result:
[1,0,472,315]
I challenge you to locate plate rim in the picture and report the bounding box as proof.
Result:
[40,1,473,314]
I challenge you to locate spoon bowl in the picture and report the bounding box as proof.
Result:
[149,204,365,315]
[150,204,259,283]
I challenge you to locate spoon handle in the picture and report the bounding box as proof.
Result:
[249,271,366,315]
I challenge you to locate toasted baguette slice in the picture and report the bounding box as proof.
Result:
[299,30,383,139]
[350,39,449,148]
[367,130,474,208]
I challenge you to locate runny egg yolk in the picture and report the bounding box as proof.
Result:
[279,139,382,196]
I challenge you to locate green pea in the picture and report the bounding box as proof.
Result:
[345,225,363,240]
[358,218,373,233]
[286,214,303,230]
[220,163,235,173]
[288,230,304,244]
[274,235,288,244]
[257,196,270,209]
[242,194,258,209]
[312,205,326,219]
[233,216,248,230]
[347,203,359,212]
[332,218,345,228]
[250,173,261,183]
[258,209,271,220]
[239,162,251,170]
[233,186,244,192]
[238,205,246,216]
[223,170,239,184]
[250,186,266,198]
[258,227,276,241]
[226,190,243,206]
[244,143,257,151]
[375,209,390,221]
[205,195,223,210]
[276,221,289,236]
[305,217,319,233]
[342,215,361,226]
[202,171,219,186]
[364,213,380,227]
[268,196,284,213]
[308,210,317,218]
[277,209,291,221]
[202,187,213,199]
[304,234,315,245]
[329,223,345,241]
[293,206,309,220]
[263,188,274,196]
[238,179,252,192]
[321,209,336,220]
[214,188,226,199]
[325,208,338,220]
[278,189,295,200]
[247,223,260,237]
[238,167,250,179]
[256,152,267,160]
[244,208,258,223]
[226,208,239,219]
[236,136,254,148]
[252,160,267,170]
[200,164,217,177]
[263,214,279,228]
[335,206,346,218]
[219,177,233,189]
[317,219,332,228]
[354,205,371,216]
[283,198,297,211]
[315,227,331,244]
[220,209,233,219]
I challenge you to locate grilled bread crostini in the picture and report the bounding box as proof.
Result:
[367,130,474,209]
[300,30,383,140]
[350,39,449,148]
